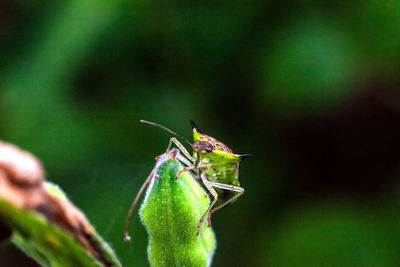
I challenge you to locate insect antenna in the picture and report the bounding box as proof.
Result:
[124,169,154,242]
[140,120,193,147]
[124,152,165,241]
[124,149,179,241]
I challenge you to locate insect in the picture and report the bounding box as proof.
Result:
[139,120,251,235]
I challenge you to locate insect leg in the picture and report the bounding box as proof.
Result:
[175,162,213,179]
[124,152,169,242]
[156,137,192,161]
[176,153,194,168]
[196,173,218,235]
[168,137,195,162]
[175,151,202,180]
[207,182,244,226]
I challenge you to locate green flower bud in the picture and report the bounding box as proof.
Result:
[140,149,216,267]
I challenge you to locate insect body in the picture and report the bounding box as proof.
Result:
[141,120,251,235]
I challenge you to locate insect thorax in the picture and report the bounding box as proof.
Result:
[193,131,240,185]
[195,152,239,185]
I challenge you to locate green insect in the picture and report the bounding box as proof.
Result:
[139,120,251,235]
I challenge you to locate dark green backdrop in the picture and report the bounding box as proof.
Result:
[1,1,400,266]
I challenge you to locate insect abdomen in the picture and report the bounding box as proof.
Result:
[204,162,237,184]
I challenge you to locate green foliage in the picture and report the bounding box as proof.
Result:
[260,202,398,266]
[140,151,216,267]
[260,15,357,113]
[0,182,121,267]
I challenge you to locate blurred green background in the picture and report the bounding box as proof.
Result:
[1,1,400,266]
